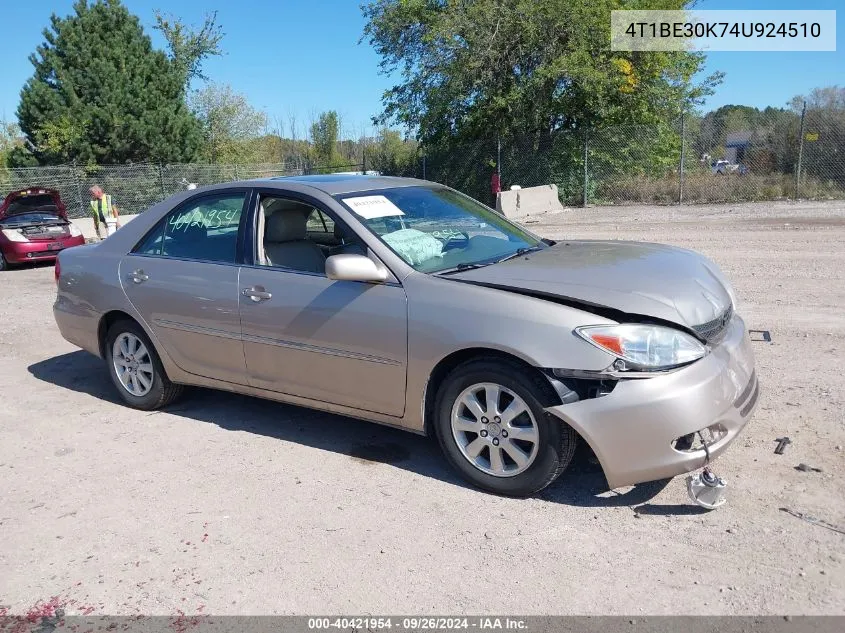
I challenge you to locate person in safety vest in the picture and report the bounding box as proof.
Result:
[89,185,120,239]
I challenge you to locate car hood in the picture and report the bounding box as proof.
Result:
[0,188,67,221]
[449,240,733,329]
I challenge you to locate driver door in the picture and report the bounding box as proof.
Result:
[237,193,409,417]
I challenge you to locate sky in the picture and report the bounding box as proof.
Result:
[0,0,842,134]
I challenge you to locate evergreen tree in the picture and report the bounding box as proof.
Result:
[16,0,201,165]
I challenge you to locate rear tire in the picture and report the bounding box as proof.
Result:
[105,319,183,410]
[434,358,577,497]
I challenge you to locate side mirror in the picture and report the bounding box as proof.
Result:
[325,254,389,283]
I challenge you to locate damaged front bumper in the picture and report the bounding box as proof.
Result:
[545,314,759,489]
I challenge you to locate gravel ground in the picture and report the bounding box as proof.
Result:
[0,200,843,616]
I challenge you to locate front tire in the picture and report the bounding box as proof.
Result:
[0,251,8,271]
[105,320,183,410]
[434,358,577,497]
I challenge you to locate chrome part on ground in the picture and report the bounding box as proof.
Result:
[686,468,727,510]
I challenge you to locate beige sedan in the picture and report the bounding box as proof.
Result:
[53,175,758,497]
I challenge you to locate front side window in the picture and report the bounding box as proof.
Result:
[336,186,543,273]
[134,193,245,263]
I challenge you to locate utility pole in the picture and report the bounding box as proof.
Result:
[795,100,807,199]
[582,128,589,207]
[679,109,686,205]
[158,164,166,197]
[496,135,502,183]
[72,160,84,217]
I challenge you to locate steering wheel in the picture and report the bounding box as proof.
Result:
[433,229,470,249]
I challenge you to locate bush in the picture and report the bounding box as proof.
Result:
[591,171,845,205]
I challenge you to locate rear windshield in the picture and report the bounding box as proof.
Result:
[0,212,65,226]
[5,193,61,215]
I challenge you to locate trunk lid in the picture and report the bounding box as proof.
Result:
[450,240,733,330]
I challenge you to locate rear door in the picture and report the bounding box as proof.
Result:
[119,189,250,385]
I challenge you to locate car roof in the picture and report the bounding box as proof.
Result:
[155,175,437,205]
[261,174,428,195]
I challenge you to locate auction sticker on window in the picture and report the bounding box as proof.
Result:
[343,195,405,219]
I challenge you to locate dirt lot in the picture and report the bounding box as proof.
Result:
[1,200,843,616]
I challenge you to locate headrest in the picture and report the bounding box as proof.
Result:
[266,210,307,242]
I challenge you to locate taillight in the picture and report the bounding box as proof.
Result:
[54,258,61,284]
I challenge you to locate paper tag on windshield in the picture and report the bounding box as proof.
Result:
[343,195,404,219]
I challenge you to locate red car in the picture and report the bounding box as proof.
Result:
[0,187,86,270]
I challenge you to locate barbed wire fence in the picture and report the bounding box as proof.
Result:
[1,106,842,218]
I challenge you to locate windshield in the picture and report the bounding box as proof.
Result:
[0,212,64,226]
[336,186,543,273]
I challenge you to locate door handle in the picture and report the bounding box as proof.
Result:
[242,287,272,302]
[128,269,148,284]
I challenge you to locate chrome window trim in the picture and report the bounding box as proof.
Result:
[123,252,403,288]
[237,261,403,288]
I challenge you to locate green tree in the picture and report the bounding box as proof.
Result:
[310,111,341,168]
[362,0,721,146]
[791,86,845,186]
[154,9,224,90]
[17,0,202,165]
[367,128,418,176]
[190,83,268,163]
[1,120,20,166]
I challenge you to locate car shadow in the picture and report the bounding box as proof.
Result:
[29,350,692,511]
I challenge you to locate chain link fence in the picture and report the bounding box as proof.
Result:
[417,105,845,207]
[0,161,367,219]
[2,106,843,216]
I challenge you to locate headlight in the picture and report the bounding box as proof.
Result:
[68,223,83,237]
[575,324,707,370]
[1,228,28,242]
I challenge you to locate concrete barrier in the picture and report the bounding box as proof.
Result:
[496,184,563,220]
[71,214,138,241]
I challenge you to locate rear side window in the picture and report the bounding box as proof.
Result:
[134,193,246,263]
[306,209,335,234]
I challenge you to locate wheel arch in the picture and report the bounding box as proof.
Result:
[97,310,139,359]
[97,310,177,382]
[422,347,567,436]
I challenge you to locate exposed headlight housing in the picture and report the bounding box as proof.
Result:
[575,324,707,371]
[1,228,28,243]
[68,223,83,237]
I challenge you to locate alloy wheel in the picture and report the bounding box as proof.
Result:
[450,382,540,477]
[112,332,155,397]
